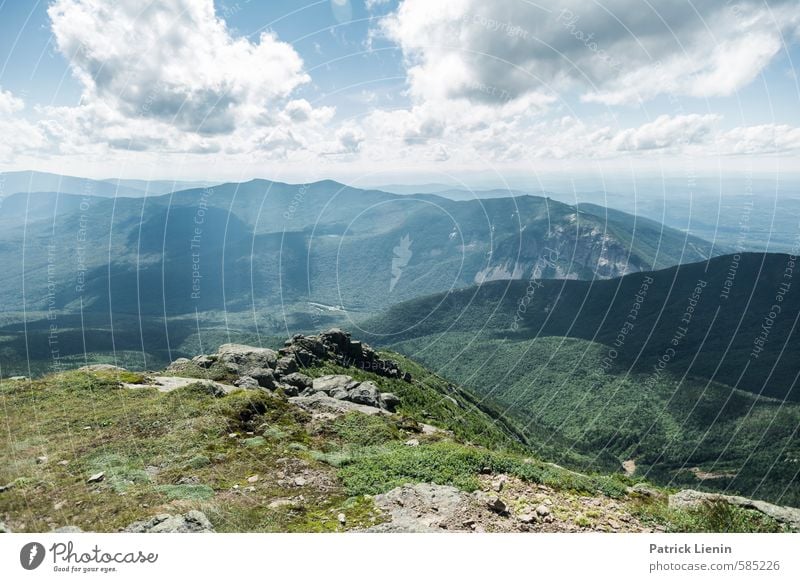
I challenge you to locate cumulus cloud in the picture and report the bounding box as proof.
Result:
[0,89,48,162]
[44,0,325,159]
[718,124,800,154]
[611,114,720,152]
[48,0,309,134]
[380,0,800,106]
[0,88,25,116]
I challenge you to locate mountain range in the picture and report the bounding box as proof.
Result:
[362,253,800,505]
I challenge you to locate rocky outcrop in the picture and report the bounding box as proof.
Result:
[669,489,800,530]
[305,375,399,411]
[164,330,404,413]
[279,329,412,382]
[123,510,214,533]
[289,392,392,417]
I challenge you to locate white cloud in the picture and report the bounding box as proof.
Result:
[718,124,800,154]
[611,114,721,152]
[381,0,800,106]
[0,89,48,162]
[0,88,25,116]
[45,0,323,158]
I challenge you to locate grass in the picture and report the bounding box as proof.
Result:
[335,440,631,498]
[1,363,790,534]
[631,498,789,533]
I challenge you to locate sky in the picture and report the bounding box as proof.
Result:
[0,0,799,187]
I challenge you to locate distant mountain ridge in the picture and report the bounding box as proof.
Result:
[360,253,800,505]
[0,170,217,199]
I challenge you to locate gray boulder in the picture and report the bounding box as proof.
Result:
[246,368,277,389]
[289,392,390,417]
[331,389,349,400]
[234,376,260,390]
[277,384,300,397]
[275,356,299,376]
[165,358,190,373]
[281,372,312,390]
[379,392,401,412]
[191,355,216,368]
[0,521,9,533]
[347,381,381,408]
[124,510,215,533]
[217,344,278,369]
[312,375,358,394]
[364,483,469,532]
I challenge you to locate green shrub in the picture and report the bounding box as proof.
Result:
[331,413,399,446]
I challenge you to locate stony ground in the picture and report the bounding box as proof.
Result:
[365,476,659,533]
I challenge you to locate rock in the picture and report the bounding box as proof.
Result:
[124,510,215,533]
[246,368,277,389]
[365,483,469,532]
[277,384,300,397]
[379,392,401,412]
[36,455,48,464]
[629,483,666,500]
[165,358,190,373]
[190,381,227,398]
[405,439,420,447]
[535,505,550,517]
[275,356,299,376]
[337,513,346,524]
[281,372,312,390]
[247,475,259,484]
[217,344,278,369]
[87,471,105,484]
[312,375,358,394]
[669,489,800,530]
[57,460,70,466]
[268,499,296,509]
[0,521,10,533]
[331,390,349,400]
[294,476,307,487]
[347,381,381,408]
[487,497,508,514]
[0,483,14,493]
[518,513,536,524]
[234,376,260,389]
[289,392,391,417]
[8,376,28,381]
[191,355,215,368]
[492,475,508,492]
[52,526,83,533]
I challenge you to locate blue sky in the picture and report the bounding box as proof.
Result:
[0,0,799,184]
